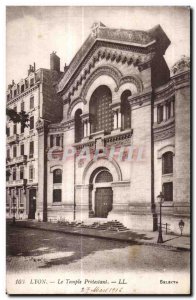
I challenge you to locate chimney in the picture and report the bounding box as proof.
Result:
[28,65,32,76]
[50,51,60,72]
[64,63,67,72]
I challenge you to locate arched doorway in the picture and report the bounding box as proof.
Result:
[89,167,113,218]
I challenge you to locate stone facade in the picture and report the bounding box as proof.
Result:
[6,23,190,235]
[6,54,63,221]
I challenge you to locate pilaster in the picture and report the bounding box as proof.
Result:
[36,118,50,221]
[128,89,153,205]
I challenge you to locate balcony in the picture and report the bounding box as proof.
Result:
[7,134,19,144]
[16,155,27,164]
[6,155,27,166]
[6,178,27,188]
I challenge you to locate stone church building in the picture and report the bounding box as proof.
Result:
[7,22,190,234]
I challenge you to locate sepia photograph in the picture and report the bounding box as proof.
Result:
[6,6,191,295]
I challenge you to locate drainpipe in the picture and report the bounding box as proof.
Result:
[151,89,157,231]
[73,151,76,220]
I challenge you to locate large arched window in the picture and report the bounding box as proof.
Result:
[121,90,132,130]
[53,169,62,184]
[162,151,173,174]
[75,109,83,142]
[90,85,113,134]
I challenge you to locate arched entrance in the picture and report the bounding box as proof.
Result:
[89,167,113,218]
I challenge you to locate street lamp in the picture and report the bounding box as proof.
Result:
[157,191,164,243]
[12,195,16,224]
[179,219,185,236]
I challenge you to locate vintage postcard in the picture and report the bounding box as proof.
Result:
[6,6,191,295]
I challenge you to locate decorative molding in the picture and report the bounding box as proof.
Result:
[154,120,175,142]
[7,84,39,106]
[128,89,152,107]
[172,70,190,90]
[49,119,75,132]
[110,102,121,110]
[104,129,133,146]
[170,56,190,76]
[81,113,90,121]
[154,81,175,103]
[50,165,63,172]
[57,41,155,95]
[57,34,95,93]
[157,144,175,158]
[73,129,133,150]
[67,97,83,117]
[66,49,147,100]
[80,65,122,100]
[66,65,144,116]
[74,140,95,151]
[98,26,154,46]
[119,75,143,93]
[36,118,50,134]
[82,156,122,184]
[111,180,130,188]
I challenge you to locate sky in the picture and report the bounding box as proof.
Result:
[6,6,190,85]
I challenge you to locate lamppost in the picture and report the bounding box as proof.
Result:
[12,195,16,224]
[179,220,185,236]
[157,191,164,243]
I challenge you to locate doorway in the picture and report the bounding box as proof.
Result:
[95,187,113,218]
[28,189,36,219]
[89,168,113,218]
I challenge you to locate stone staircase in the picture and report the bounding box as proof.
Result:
[57,219,129,232]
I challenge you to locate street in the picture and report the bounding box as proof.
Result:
[6,224,190,273]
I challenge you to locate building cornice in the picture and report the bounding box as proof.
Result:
[58,41,155,96]
[128,88,152,108]
[73,128,133,150]
[64,62,145,106]
[6,83,40,106]
[48,119,75,132]
[154,80,174,103]
[36,118,51,134]
[153,118,175,142]
[171,70,190,90]
[58,23,170,95]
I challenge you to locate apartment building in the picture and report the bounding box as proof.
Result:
[6,52,63,220]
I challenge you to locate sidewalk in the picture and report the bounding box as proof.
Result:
[10,220,190,251]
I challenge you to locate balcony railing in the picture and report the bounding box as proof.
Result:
[6,178,27,187]
[6,155,27,166]
[7,134,19,144]
[16,155,27,164]
[74,128,133,150]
